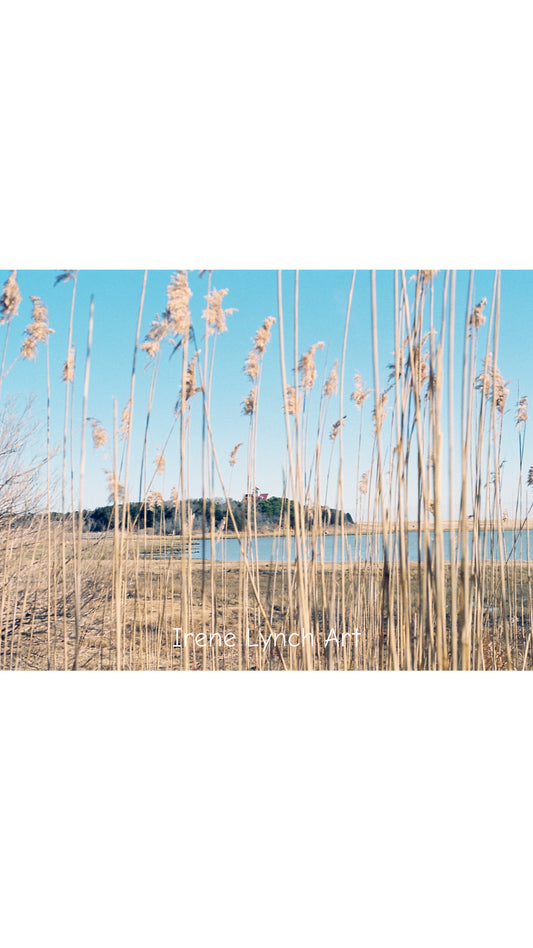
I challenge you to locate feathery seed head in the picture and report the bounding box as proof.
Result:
[27,297,51,341]
[494,374,509,414]
[253,316,276,355]
[90,419,109,449]
[517,396,528,426]
[202,288,235,336]
[230,442,243,467]
[165,270,191,336]
[21,337,38,361]
[373,392,389,432]
[477,356,510,413]
[323,360,338,398]
[146,489,164,510]
[242,387,257,416]
[183,351,201,403]
[106,472,124,504]
[419,270,439,284]
[284,385,301,416]
[408,343,429,388]
[119,401,132,439]
[0,270,21,323]
[141,313,169,359]
[155,450,166,475]
[476,354,494,397]
[21,296,53,361]
[351,373,371,408]
[244,316,277,381]
[244,349,260,381]
[469,298,488,329]
[298,341,324,391]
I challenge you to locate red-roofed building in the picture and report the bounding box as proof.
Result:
[243,487,269,502]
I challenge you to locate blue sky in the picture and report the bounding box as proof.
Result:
[2,269,532,517]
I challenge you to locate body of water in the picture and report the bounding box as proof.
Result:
[184,530,533,563]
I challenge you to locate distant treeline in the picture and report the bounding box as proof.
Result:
[68,496,354,533]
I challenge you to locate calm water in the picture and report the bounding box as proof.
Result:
[189,530,533,563]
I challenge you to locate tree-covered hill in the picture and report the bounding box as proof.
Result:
[81,496,353,533]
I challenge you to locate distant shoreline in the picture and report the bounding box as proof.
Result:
[233,518,533,537]
[102,518,533,541]
[239,519,533,536]
[343,519,533,535]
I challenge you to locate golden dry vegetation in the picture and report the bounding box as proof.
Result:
[1,269,532,671]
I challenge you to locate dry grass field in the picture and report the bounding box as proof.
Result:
[1,269,532,670]
[2,528,532,671]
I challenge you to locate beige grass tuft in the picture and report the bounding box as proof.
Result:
[0,270,22,323]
